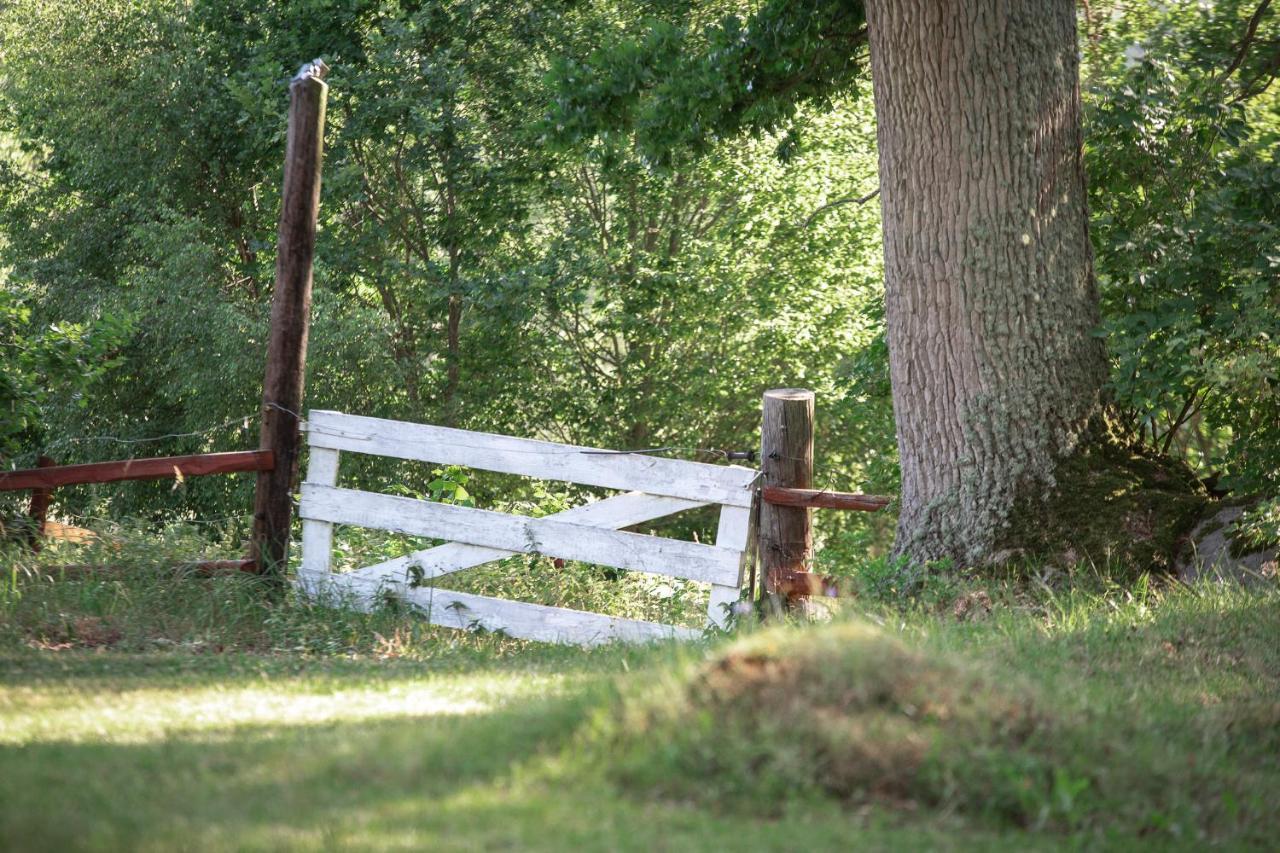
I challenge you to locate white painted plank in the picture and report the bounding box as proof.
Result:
[706,503,751,628]
[307,410,756,507]
[300,484,742,586]
[349,491,706,584]
[299,447,341,579]
[311,570,699,646]
[715,504,752,554]
[707,585,741,630]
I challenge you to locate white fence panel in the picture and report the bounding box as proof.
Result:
[708,504,752,628]
[349,491,705,584]
[296,411,755,645]
[320,570,700,646]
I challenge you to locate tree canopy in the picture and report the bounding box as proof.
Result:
[0,0,1276,570]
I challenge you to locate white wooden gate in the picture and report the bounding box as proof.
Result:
[296,411,756,645]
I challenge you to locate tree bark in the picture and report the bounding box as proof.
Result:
[252,60,328,578]
[759,389,815,607]
[865,0,1108,566]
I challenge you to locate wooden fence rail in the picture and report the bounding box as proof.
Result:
[761,487,890,511]
[0,450,274,492]
[3,451,274,572]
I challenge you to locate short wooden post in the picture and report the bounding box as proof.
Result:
[759,388,815,612]
[25,455,55,552]
[251,59,329,579]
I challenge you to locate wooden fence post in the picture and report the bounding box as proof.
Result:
[759,388,815,612]
[25,455,55,552]
[251,59,329,579]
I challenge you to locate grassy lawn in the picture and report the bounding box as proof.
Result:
[1,567,1278,850]
[0,645,979,851]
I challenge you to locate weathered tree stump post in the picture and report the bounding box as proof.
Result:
[759,388,816,612]
[251,59,329,580]
[25,455,55,552]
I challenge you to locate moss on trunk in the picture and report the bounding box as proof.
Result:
[998,439,1208,578]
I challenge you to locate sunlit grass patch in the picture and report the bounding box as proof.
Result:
[0,669,547,745]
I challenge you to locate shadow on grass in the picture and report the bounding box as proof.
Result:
[0,635,684,689]
[0,693,1003,852]
[0,672,608,851]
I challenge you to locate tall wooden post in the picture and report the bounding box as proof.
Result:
[251,59,329,579]
[759,388,815,611]
[25,455,55,552]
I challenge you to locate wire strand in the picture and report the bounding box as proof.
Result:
[43,414,256,451]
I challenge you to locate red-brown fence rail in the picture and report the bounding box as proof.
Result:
[761,486,891,512]
[0,450,273,492]
[3,450,274,572]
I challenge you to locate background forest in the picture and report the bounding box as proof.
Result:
[1,0,1277,570]
[2,3,1280,848]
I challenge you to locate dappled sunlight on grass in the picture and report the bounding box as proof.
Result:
[0,653,606,851]
[0,581,1276,849]
[0,677,533,745]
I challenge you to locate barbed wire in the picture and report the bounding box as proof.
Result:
[579,446,755,463]
[2,413,261,472]
[265,402,303,421]
[40,413,257,452]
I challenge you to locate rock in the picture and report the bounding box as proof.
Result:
[1178,504,1279,585]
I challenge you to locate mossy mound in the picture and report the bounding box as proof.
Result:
[1001,440,1208,577]
[593,622,1072,824]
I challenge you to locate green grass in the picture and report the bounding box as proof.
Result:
[1,543,1278,850]
[0,642,982,851]
[596,586,1280,847]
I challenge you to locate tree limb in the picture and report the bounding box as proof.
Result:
[802,187,879,228]
[1218,0,1273,83]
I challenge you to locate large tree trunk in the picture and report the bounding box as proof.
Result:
[865,0,1109,566]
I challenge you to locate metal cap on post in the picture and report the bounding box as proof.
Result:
[251,58,330,580]
[759,388,816,612]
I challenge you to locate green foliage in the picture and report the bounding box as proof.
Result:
[546,0,868,166]
[1230,495,1280,554]
[1083,0,1280,491]
[0,287,130,464]
[0,0,893,548]
[0,0,1276,573]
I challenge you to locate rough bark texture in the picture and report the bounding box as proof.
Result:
[759,389,816,603]
[252,62,328,577]
[866,0,1108,565]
